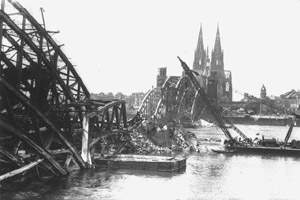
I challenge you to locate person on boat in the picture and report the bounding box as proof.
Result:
[253,137,260,146]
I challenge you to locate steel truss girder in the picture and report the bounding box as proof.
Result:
[177,57,249,140]
[0,77,87,174]
[80,100,130,155]
[176,77,197,123]
[0,0,92,178]
[154,76,180,122]
[137,74,204,125]
[86,100,128,131]
[0,10,75,103]
[0,0,135,181]
[7,0,89,101]
[138,87,161,120]
[0,118,67,176]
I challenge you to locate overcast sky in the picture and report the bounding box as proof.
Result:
[15,0,300,100]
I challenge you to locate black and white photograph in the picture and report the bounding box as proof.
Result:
[1,0,300,199]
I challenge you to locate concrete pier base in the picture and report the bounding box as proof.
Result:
[94,154,186,172]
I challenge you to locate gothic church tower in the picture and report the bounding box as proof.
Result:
[193,25,206,75]
[193,25,232,103]
[210,26,224,77]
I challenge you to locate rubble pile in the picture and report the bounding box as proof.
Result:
[193,119,215,128]
[129,130,172,154]
[128,120,196,155]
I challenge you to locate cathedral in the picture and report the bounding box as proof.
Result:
[193,25,232,103]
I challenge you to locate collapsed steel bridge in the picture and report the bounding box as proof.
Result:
[138,75,205,126]
[0,0,248,183]
[0,0,131,181]
[138,57,248,141]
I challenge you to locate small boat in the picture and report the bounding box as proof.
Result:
[211,149,236,154]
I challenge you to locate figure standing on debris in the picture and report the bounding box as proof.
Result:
[168,122,175,139]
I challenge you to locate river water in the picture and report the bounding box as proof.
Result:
[2,125,300,200]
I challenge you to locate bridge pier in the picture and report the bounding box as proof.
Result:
[81,114,92,166]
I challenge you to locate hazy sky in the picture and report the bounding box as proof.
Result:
[15,0,300,100]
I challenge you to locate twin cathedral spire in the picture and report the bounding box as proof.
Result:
[193,25,232,102]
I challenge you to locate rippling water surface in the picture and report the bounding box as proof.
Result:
[2,125,300,200]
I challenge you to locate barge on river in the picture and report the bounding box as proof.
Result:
[177,56,300,157]
[223,114,296,127]
[222,122,300,156]
[224,145,300,156]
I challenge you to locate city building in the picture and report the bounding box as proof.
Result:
[157,67,167,88]
[280,89,300,113]
[90,92,145,116]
